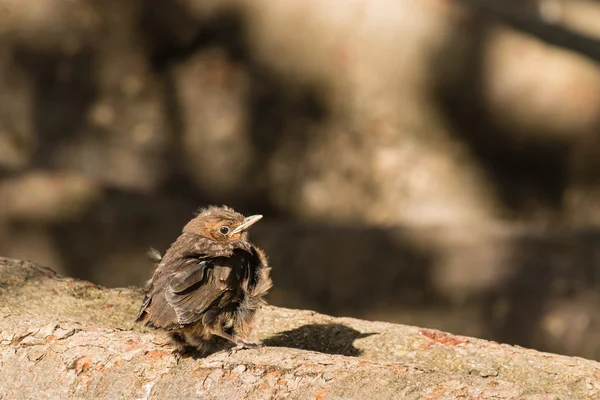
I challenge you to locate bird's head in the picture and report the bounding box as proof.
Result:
[183,205,262,242]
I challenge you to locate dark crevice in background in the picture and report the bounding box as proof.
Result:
[138,3,329,218]
[50,188,198,283]
[457,0,600,64]
[14,47,97,168]
[256,225,438,317]
[431,19,570,219]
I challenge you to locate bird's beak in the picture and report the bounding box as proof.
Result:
[230,215,263,235]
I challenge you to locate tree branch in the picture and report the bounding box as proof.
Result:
[458,0,600,63]
[1,257,599,399]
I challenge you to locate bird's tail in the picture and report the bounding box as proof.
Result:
[148,247,163,261]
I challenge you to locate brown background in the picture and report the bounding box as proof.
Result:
[1,0,600,360]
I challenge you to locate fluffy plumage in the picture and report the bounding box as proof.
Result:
[136,206,272,356]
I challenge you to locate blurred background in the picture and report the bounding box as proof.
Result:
[1,0,600,360]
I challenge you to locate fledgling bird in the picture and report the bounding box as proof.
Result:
[136,205,272,356]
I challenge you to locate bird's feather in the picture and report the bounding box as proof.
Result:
[168,260,211,294]
[136,206,273,356]
[164,251,249,326]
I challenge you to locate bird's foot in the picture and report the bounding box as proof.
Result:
[172,349,184,364]
[171,345,200,363]
[228,341,263,355]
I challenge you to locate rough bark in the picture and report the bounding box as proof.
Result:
[1,257,599,399]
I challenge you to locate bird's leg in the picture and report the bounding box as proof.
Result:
[211,331,263,354]
[169,332,199,362]
[227,341,263,355]
[228,341,263,354]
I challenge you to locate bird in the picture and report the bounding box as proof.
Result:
[136,205,272,357]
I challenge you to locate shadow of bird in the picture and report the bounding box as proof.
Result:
[263,323,377,356]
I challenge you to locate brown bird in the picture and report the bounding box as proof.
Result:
[136,205,272,356]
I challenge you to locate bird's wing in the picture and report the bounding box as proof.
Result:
[165,257,238,326]
[136,256,208,327]
[168,259,211,293]
[135,249,167,322]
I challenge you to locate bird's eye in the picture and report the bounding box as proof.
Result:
[219,226,230,235]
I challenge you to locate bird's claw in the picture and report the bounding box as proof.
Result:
[172,345,199,363]
[172,349,183,364]
[228,341,263,355]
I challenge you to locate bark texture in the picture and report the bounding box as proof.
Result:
[1,257,599,399]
